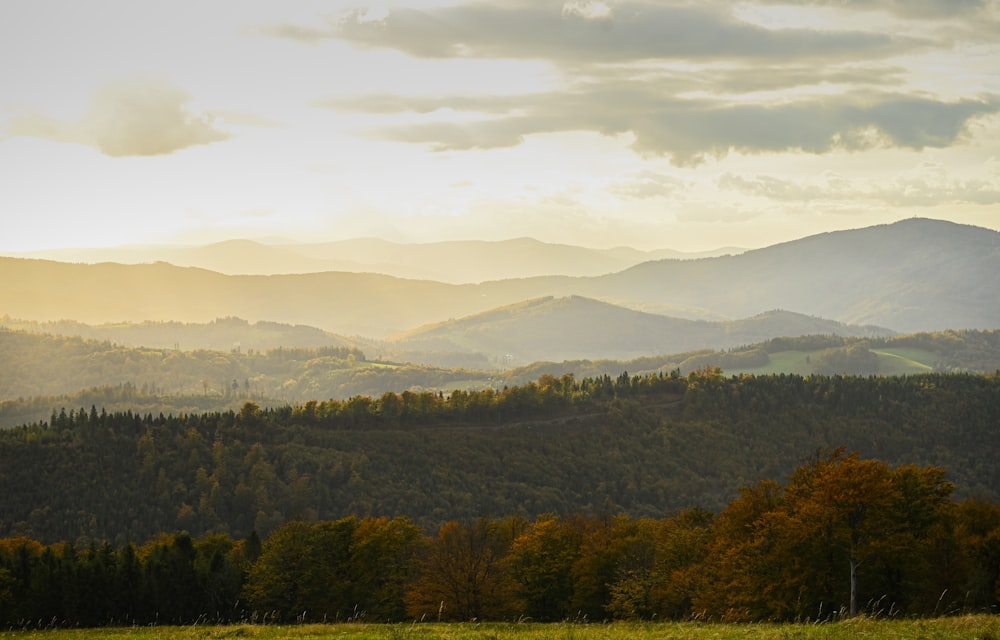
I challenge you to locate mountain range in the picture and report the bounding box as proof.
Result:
[8,237,739,283]
[1,218,997,345]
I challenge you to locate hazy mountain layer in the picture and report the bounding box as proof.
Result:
[390,297,892,364]
[1,219,996,336]
[588,218,1000,333]
[7,237,740,283]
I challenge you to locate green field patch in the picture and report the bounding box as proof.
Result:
[871,348,936,374]
[726,350,813,375]
[724,348,940,377]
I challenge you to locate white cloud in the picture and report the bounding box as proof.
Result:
[6,78,231,157]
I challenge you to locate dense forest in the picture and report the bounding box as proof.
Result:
[2,371,998,546]
[1,450,998,627]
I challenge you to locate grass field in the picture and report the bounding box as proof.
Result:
[3,617,999,640]
[728,348,938,377]
[870,348,936,375]
[730,350,813,375]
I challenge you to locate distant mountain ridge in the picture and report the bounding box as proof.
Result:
[1,218,996,336]
[593,218,1000,331]
[6,237,740,283]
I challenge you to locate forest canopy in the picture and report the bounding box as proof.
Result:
[1,370,998,545]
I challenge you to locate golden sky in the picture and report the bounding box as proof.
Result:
[2,0,999,252]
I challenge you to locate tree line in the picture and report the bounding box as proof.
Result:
[1,450,998,627]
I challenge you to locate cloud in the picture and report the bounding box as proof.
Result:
[609,171,687,199]
[256,1,909,63]
[325,86,1000,164]
[6,78,230,157]
[275,1,996,165]
[697,64,909,94]
[886,159,1000,205]
[245,22,331,45]
[719,160,1000,207]
[755,0,993,20]
[718,173,831,201]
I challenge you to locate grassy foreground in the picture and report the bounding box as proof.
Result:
[2,617,999,640]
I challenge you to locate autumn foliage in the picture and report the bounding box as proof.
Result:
[1,451,998,627]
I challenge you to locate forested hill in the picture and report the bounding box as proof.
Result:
[0,315,349,352]
[2,371,997,545]
[3,327,1000,429]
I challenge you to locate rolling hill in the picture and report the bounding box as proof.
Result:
[0,315,349,352]
[0,219,996,336]
[389,297,892,364]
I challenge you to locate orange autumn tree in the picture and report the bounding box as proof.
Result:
[786,449,898,618]
[692,449,954,621]
[788,449,954,617]
[404,517,524,621]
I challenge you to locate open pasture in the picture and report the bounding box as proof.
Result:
[2,617,999,640]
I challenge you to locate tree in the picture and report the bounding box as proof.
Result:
[648,507,714,619]
[349,517,422,620]
[953,498,1000,611]
[786,449,898,617]
[143,533,203,624]
[404,517,522,621]
[691,450,956,621]
[604,517,657,620]
[689,479,786,621]
[508,515,583,621]
[243,518,358,622]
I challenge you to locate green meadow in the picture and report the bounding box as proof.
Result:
[3,618,1000,640]
[730,348,939,376]
[870,348,937,374]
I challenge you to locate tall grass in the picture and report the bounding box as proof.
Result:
[2,617,999,640]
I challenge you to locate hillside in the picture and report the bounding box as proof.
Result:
[3,302,891,369]
[3,324,998,429]
[0,328,489,406]
[1,219,995,335]
[590,218,1000,332]
[0,315,348,352]
[499,330,1000,385]
[391,297,892,363]
[1,372,997,545]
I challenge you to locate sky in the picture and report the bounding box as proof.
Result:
[2,0,999,253]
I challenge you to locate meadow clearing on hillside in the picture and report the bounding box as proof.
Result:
[3,618,1000,640]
